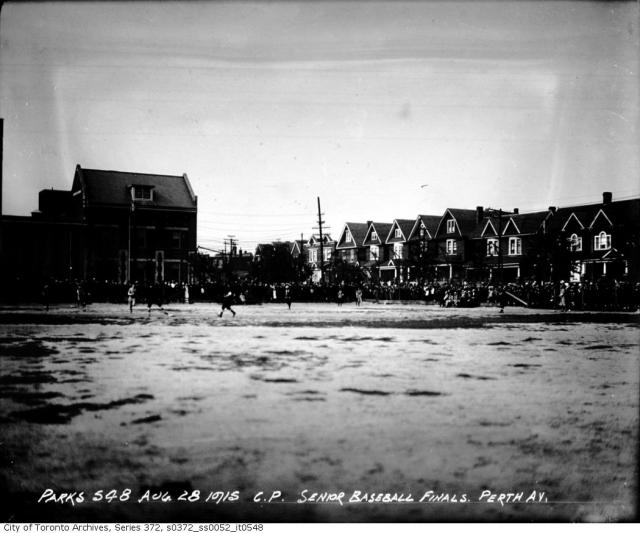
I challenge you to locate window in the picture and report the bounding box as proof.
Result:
[309,249,317,263]
[395,228,402,238]
[508,237,522,256]
[371,231,378,242]
[370,245,379,261]
[569,233,582,252]
[345,231,352,243]
[323,248,332,261]
[593,231,611,251]
[135,228,147,249]
[171,230,183,249]
[446,219,455,233]
[393,242,404,258]
[132,185,153,201]
[486,238,499,256]
[446,239,457,255]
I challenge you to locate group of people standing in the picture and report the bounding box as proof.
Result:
[35,276,640,314]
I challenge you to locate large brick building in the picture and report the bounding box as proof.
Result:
[0,165,198,285]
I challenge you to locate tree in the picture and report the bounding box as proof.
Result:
[250,242,301,283]
[331,258,366,285]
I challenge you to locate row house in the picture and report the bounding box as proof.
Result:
[406,214,443,280]
[361,222,392,280]
[305,233,336,282]
[380,219,415,281]
[430,207,487,280]
[335,218,438,282]
[469,209,549,282]
[289,239,306,262]
[328,191,638,284]
[335,222,369,265]
[462,193,639,283]
[546,193,639,282]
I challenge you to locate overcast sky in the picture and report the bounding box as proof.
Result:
[1,0,638,251]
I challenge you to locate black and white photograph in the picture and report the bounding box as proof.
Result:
[0,0,638,524]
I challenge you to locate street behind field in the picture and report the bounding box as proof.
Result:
[0,303,637,521]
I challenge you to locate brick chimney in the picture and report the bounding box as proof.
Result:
[548,206,556,214]
[602,191,612,205]
[513,208,519,214]
[475,206,484,224]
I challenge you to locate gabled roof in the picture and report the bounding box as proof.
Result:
[336,222,369,249]
[549,198,640,233]
[502,217,521,236]
[472,210,547,238]
[480,219,498,238]
[560,212,585,232]
[380,258,410,268]
[435,209,479,237]
[588,209,613,229]
[549,206,597,233]
[385,219,415,243]
[307,233,335,247]
[73,165,197,209]
[290,240,305,254]
[408,215,441,241]
[511,211,549,235]
[364,222,393,245]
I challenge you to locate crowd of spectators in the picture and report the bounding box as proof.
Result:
[1,276,639,312]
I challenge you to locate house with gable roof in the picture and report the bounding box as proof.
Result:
[335,222,369,265]
[306,233,336,282]
[431,207,486,280]
[290,239,306,261]
[379,218,414,281]
[361,221,392,280]
[547,192,640,282]
[406,214,442,280]
[491,209,549,281]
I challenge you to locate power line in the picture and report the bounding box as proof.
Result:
[199,212,311,218]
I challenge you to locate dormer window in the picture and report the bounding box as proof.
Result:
[345,231,352,244]
[131,185,154,201]
[395,228,402,239]
[371,231,378,241]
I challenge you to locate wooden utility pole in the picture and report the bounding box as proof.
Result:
[316,197,325,284]
[497,209,503,285]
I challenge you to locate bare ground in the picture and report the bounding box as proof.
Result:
[0,302,637,522]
